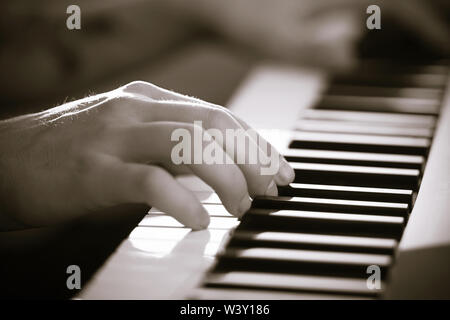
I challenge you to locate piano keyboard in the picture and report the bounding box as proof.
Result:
[195,60,449,299]
[76,60,449,300]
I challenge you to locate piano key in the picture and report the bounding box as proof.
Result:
[226,247,391,265]
[190,287,370,300]
[139,215,239,230]
[127,226,229,257]
[326,85,443,100]
[302,109,436,128]
[251,196,409,217]
[353,60,449,75]
[129,227,192,241]
[289,162,420,190]
[282,148,424,169]
[129,226,230,243]
[289,131,430,155]
[204,271,384,297]
[230,231,397,254]
[316,95,440,115]
[278,183,413,205]
[204,204,233,217]
[295,119,434,137]
[215,248,391,279]
[124,238,221,256]
[332,72,447,88]
[241,208,404,238]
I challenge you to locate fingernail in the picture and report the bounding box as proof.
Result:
[278,159,295,184]
[237,195,252,217]
[265,180,278,196]
[193,209,210,230]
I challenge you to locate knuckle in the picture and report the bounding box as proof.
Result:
[121,80,152,94]
[120,80,164,98]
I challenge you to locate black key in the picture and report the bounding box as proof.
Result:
[240,208,404,239]
[295,119,434,137]
[302,109,436,128]
[316,95,440,115]
[332,72,447,88]
[229,230,397,255]
[215,247,391,279]
[288,132,430,155]
[251,196,409,217]
[326,85,443,100]
[289,162,420,190]
[204,271,383,297]
[350,60,449,75]
[282,149,424,170]
[278,183,413,206]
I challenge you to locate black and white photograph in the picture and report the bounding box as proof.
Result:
[0,0,449,307]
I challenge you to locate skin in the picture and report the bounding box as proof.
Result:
[0,81,295,231]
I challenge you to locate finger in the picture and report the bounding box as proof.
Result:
[158,99,294,187]
[95,155,210,230]
[119,83,292,186]
[232,115,295,185]
[161,162,193,176]
[109,122,252,217]
[161,97,295,186]
[120,82,292,185]
[121,98,279,197]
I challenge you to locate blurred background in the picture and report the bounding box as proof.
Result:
[1,0,449,118]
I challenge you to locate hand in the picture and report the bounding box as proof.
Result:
[0,81,294,231]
